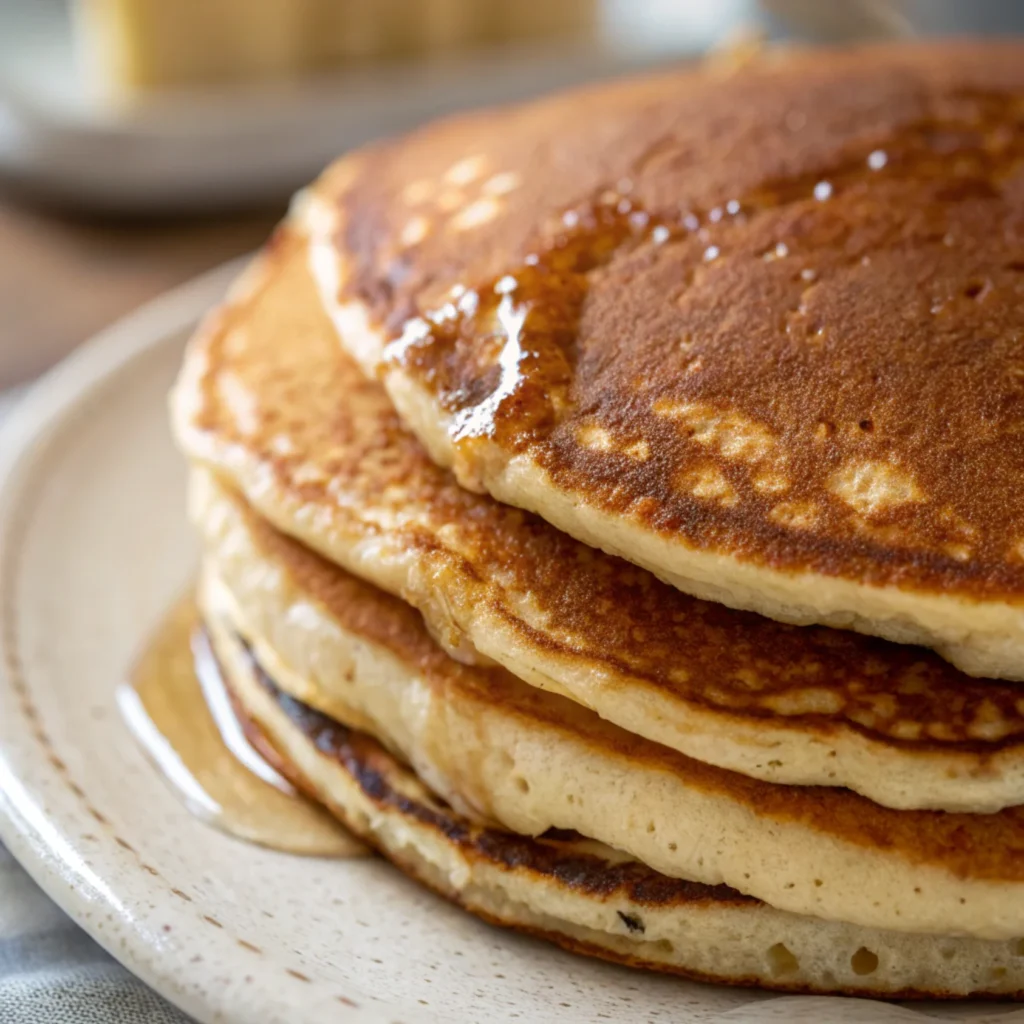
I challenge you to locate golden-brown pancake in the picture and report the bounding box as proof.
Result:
[211,604,1024,999]
[195,477,1024,940]
[172,227,1024,816]
[306,40,1024,680]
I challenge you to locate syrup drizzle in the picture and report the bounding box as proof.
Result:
[351,91,1024,468]
[119,595,366,858]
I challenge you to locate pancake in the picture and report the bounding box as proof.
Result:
[194,479,1024,940]
[305,40,1024,680]
[210,609,1024,1000]
[172,226,1024,816]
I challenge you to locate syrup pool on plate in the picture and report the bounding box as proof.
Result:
[119,595,367,858]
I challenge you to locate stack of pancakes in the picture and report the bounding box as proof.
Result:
[171,40,1024,998]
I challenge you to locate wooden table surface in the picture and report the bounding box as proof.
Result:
[0,194,283,389]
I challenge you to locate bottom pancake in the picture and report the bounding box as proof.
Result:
[205,609,1024,999]
[193,472,1024,943]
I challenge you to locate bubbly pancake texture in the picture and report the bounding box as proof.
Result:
[211,620,1024,999]
[195,480,1024,940]
[173,230,1024,815]
[312,40,1024,679]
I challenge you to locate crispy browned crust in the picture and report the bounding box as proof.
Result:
[333,40,1024,600]
[223,635,751,910]
[218,631,1023,1000]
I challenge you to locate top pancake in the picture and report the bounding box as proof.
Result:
[312,40,1024,679]
[172,227,1024,815]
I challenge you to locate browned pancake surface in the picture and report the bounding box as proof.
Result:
[331,41,1024,598]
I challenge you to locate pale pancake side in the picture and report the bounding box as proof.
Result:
[172,229,1024,815]
[312,41,1024,680]
[195,478,1024,940]
[210,614,1024,999]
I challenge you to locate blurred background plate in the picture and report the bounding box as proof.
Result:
[3,0,1021,213]
[0,0,753,213]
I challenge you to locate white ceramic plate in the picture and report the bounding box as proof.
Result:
[0,263,1019,1024]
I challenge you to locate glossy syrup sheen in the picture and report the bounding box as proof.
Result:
[388,92,1024,457]
[119,595,366,857]
[335,44,1024,596]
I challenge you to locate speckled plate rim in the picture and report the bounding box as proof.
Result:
[0,259,245,1022]
[0,260,1019,1024]
[0,259,405,1024]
